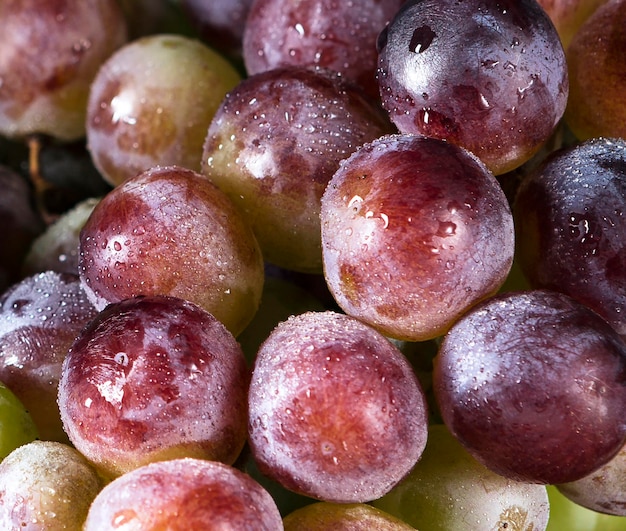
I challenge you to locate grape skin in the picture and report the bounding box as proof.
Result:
[248,311,428,503]
[202,66,394,273]
[86,34,241,187]
[78,165,265,337]
[513,137,626,337]
[58,295,250,480]
[0,0,128,141]
[434,289,626,485]
[377,0,569,175]
[0,441,103,531]
[83,458,283,531]
[321,134,514,342]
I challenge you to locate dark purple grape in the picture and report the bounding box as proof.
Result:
[321,134,514,342]
[58,295,250,479]
[202,66,394,273]
[377,0,569,175]
[0,165,45,292]
[514,137,626,337]
[248,310,428,503]
[434,289,626,485]
[243,0,406,98]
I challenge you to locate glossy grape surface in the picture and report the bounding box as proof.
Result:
[321,134,514,341]
[564,0,626,140]
[0,441,103,531]
[86,34,241,187]
[0,0,128,141]
[248,310,428,503]
[78,165,265,336]
[0,271,98,442]
[243,0,406,98]
[202,66,394,273]
[377,0,569,175]
[373,424,550,530]
[83,458,283,531]
[58,295,250,479]
[434,289,626,484]
[514,137,626,336]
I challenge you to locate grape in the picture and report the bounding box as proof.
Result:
[0,271,98,442]
[248,310,428,503]
[0,441,103,531]
[283,501,415,530]
[564,0,626,140]
[377,0,569,175]
[23,197,100,277]
[202,66,394,273]
[321,134,514,342]
[83,458,283,530]
[434,289,626,484]
[547,485,626,530]
[57,295,250,479]
[0,0,128,142]
[86,33,241,187]
[0,165,45,292]
[180,0,253,59]
[78,165,265,337]
[513,136,626,337]
[557,440,626,516]
[0,382,39,460]
[373,424,550,531]
[242,0,406,98]
[536,0,608,49]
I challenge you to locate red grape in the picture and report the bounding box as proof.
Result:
[536,0,607,49]
[202,66,394,273]
[57,295,250,479]
[84,458,283,530]
[248,310,428,503]
[321,134,514,341]
[377,0,569,175]
[242,0,406,98]
[78,165,265,336]
[434,289,626,484]
[0,0,128,142]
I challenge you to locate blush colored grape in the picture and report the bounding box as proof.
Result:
[242,0,406,98]
[434,289,626,485]
[0,0,128,142]
[248,310,428,503]
[202,66,394,273]
[321,134,514,342]
[0,441,103,531]
[86,34,241,187]
[83,458,283,531]
[0,271,98,442]
[57,295,249,479]
[564,0,626,140]
[78,165,264,336]
[536,0,607,49]
[377,0,569,175]
[514,137,626,337]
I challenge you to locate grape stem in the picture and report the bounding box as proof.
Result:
[26,135,57,225]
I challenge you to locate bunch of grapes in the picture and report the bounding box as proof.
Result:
[0,0,625,529]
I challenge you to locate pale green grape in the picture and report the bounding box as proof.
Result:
[372,423,550,530]
[0,382,39,461]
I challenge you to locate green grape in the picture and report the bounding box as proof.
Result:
[0,382,39,461]
[546,486,626,531]
[372,424,550,530]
